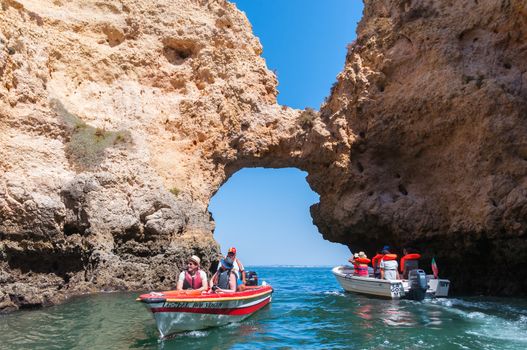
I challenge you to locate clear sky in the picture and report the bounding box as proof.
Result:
[208,1,364,266]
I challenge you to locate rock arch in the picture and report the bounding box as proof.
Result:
[1,0,527,312]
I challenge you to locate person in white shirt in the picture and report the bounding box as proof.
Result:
[380,249,400,281]
[176,255,208,291]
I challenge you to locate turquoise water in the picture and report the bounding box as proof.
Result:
[1,267,527,349]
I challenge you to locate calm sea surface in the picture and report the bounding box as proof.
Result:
[1,266,526,349]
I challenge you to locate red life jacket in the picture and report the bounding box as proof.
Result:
[400,253,421,273]
[372,254,384,268]
[183,270,203,290]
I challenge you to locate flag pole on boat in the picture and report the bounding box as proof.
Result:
[431,257,439,279]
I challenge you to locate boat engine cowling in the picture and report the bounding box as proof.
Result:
[407,269,428,301]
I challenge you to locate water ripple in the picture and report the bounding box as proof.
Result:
[1,267,526,349]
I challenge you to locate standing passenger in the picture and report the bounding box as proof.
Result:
[371,250,384,279]
[400,248,421,279]
[354,251,370,277]
[349,253,359,274]
[380,249,400,280]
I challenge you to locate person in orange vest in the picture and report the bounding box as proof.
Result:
[348,253,358,273]
[371,249,385,279]
[380,248,400,280]
[400,248,421,279]
[352,251,370,277]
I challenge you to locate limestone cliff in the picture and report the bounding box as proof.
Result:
[311,0,527,295]
[1,0,526,313]
[0,0,303,312]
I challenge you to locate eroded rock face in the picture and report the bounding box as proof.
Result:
[1,0,526,312]
[0,0,304,312]
[310,0,527,295]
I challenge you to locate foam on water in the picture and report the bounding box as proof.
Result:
[427,297,527,346]
[435,297,527,316]
[184,330,208,338]
[321,290,346,296]
[1,267,526,350]
[465,311,486,319]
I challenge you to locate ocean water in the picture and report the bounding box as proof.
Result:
[1,266,526,349]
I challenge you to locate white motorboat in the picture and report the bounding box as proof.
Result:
[332,265,450,300]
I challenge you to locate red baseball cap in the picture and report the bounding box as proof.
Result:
[228,247,236,254]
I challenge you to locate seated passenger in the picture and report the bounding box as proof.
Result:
[353,251,370,277]
[380,249,400,280]
[210,257,237,293]
[400,248,421,279]
[176,255,208,291]
[227,247,246,291]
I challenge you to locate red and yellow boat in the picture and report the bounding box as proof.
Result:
[137,285,273,338]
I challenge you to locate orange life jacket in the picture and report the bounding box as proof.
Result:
[400,253,421,272]
[354,257,370,264]
[372,254,384,268]
[383,254,398,261]
[353,258,370,276]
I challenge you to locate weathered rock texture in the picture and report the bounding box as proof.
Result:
[0,0,303,312]
[312,0,527,295]
[1,0,526,312]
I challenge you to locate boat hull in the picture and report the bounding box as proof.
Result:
[138,285,273,337]
[332,266,450,299]
[332,266,405,298]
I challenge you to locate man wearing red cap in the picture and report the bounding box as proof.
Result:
[218,247,246,290]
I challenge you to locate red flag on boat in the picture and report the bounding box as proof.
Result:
[431,257,439,279]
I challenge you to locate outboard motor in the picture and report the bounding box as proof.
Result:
[407,269,428,301]
[246,271,258,286]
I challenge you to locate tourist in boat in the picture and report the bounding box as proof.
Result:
[210,257,237,293]
[371,249,384,279]
[380,248,400,280]
[352,251,370,277]
[348,253,360,275]
[400,248,421,279]
[217,247,246,291]
[176,255,209,291]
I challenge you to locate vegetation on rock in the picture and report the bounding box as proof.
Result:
[298,107,319,128]
[51,99,131,171]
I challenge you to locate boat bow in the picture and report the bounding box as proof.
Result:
[137,285,273,337]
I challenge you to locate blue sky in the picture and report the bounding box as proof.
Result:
[208,1,364,266]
